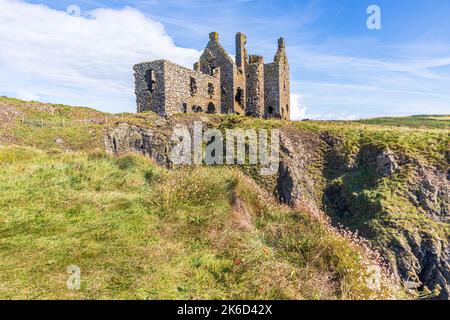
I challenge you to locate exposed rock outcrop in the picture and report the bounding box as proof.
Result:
[104,122,172,167]
[274,131,450,299]
[385,232,450,299]
[276,130,325,207]
[408,162,450,223]
[376,150,398,177]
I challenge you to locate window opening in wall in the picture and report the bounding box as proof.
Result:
[182,103,187,113]
[207,102,216,114]
[268,106,274,115]
[145,69,155,92]
[208,83,214,97]
[190,77,197,96]
[235,88,244,107]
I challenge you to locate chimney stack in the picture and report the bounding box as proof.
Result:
[235,32,248,69]
[209,32,219,42]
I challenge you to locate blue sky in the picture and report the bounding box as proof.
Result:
[1,0,449,119]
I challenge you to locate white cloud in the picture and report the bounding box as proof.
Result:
[16,91,40,102]
[307,113,359,121]
[0,0,201,112]
[290,93,307,120]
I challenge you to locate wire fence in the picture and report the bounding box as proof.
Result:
[19,115,126,128]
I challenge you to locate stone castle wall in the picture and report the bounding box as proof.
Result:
[263,38,290,120]
[163,60,221,115]
[233,33,248,115]
[134,61,166,115]
[276,38,290,120]
[233,69,246,115]
[200,32,237,114]
[264,62,280,118]
[134,32,291,120]
[134,60,221,116]
[246,55,265,117]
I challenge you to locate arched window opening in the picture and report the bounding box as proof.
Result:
[207,102,216,114]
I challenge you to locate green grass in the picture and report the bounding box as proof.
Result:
[357,115,450,130]
[2,97,448,166]
[4,97,448,299]
[295,120,449,168]
[0,96,27,105]
[324,163,448,240]
[0,96,105,119]
[0,146,400,299]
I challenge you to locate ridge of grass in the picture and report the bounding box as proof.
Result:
[357,115,450,129]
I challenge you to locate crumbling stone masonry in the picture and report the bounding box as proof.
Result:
[134,32,290,120]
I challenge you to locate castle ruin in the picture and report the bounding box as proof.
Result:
[134,32,290,120]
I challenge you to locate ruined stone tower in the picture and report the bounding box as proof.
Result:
[264,37,290,119]
[134,32,290,120]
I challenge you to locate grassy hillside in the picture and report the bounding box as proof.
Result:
[3,97,449,299]
[0,147,399,299]
[0,98,404,299]
[357,115,450,130]
[297,120,448,168]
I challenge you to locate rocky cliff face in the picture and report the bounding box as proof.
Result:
[385,230,449,299]
[276,129,325,207]
[105,121,173,167]
[276,131,449,299]
[105,119,450,299]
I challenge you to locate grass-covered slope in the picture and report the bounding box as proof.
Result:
[0,146,397,299]
[357,115,450,130]
[292,118,449,298]
[295,120,448,167]
[0,98,403,299]
[2,97,449,299]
